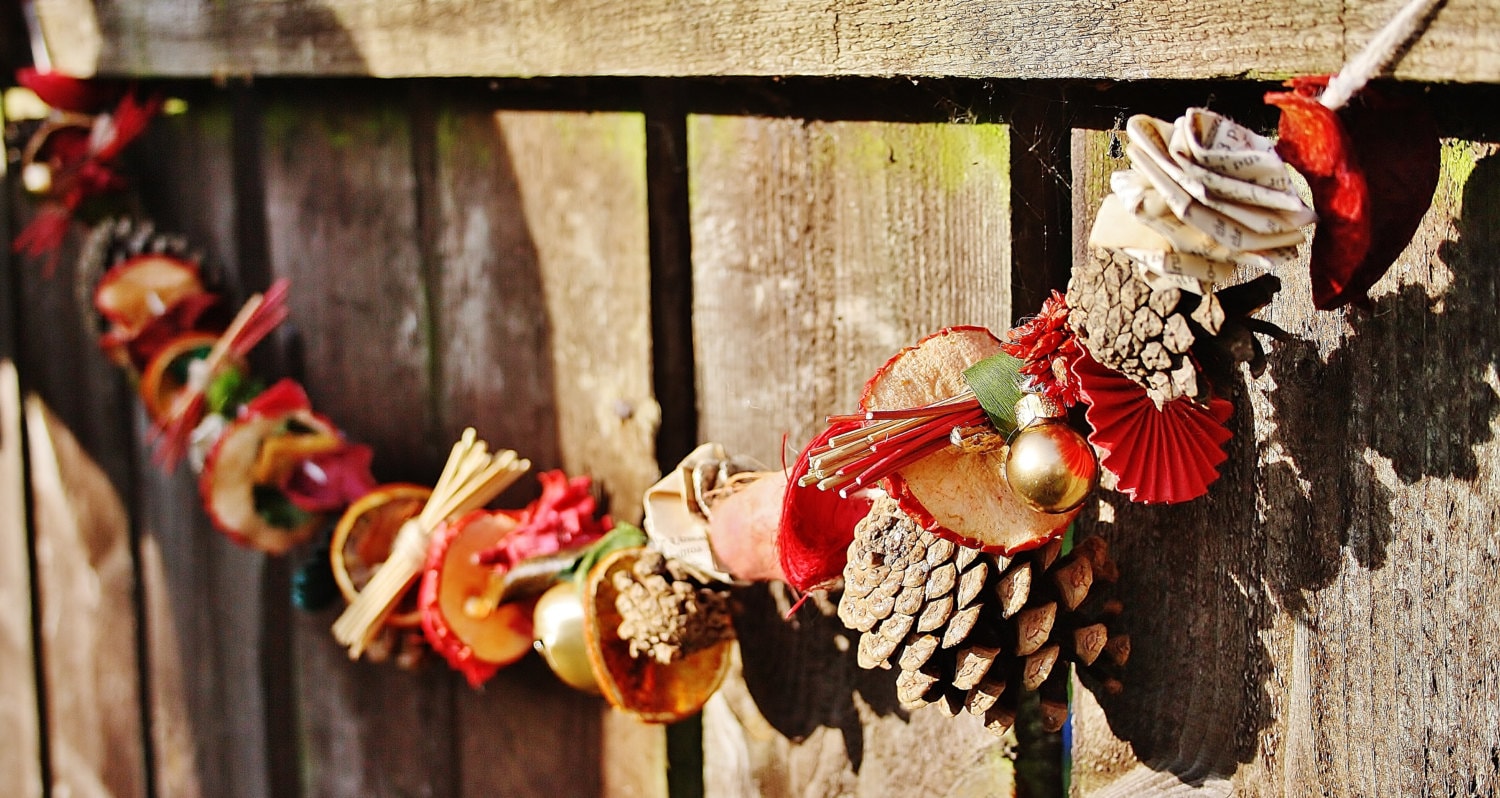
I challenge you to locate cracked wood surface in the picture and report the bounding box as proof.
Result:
[31,0,1500,83]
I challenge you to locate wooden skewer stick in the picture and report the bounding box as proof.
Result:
[332,429,529,658]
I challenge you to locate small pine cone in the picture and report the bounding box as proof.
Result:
[838,497,1130,739]
[1067,247,1207,408]
[613,550,734,665]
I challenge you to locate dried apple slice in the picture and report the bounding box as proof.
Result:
[331,484,432,629]
[199,382,338,554]
[419,510,535,687]
[861,326,1077,554]
[583,547,731,723]
[94,254,205,334]
[137,332,219,420]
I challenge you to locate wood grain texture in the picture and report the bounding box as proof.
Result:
[496,110,660,522]
[0,361,43,798]
[127,96,271,798]
[690,115,1016,796]
[260,88,461,798]
[427,101,663,797]
[1067,129,1500,796]
[14,204,150,797]
[33,0,1413,81]
[26,399,147,798]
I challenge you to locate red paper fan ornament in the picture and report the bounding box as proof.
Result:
[1073,351,1232,504]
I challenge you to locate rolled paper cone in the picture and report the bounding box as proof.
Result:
[706,471,787,582]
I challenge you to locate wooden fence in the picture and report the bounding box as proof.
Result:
[4,2,1500,796]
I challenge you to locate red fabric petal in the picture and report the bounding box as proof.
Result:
[282,443,378,513]
[17,68,124,113]
[242,378,313,420]
[778,422,874,592]
[1266,77,1440,310]
[474,470,610,571]
[1073,351,1232,504]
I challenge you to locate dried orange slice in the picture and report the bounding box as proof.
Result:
[331,484,431,629]
[419,510,535,687]
[582,547,731,723]
[94,254,204,333]
[137,332,218,420]
[863,326,1077,554]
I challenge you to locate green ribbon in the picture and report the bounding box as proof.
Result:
[961,352,1026,438]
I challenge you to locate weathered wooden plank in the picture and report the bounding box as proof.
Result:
[259,87,460,798]
[25,398,147,798]
[13,201,150,796]
[690,115,1016,796]
[47,0,1482,83]
[426,101,663,796]
[1067,128,1500,796]
[0,360,43,798]
[128,95,270,798]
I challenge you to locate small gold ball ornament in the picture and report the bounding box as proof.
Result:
[1004,419,1098,514]
[533,582,601,694]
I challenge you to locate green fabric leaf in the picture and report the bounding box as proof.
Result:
[252,485,312,529]
[962,352,1026,437]
[206,368,265,416]
[563,522,648,589]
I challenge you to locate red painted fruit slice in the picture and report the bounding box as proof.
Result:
[419,510,535,688]
[860,326,1077,554]
[199,392,338,554]
[94,254,204,333]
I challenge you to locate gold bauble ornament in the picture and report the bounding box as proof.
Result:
[1004,421,1097,514]
[533,582,601,694]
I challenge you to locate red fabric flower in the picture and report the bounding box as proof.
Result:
[1002,291,1084,407]
[1266,76,1440,310]
[474,470,611,570]
[1073,351,1232,504]
[282,443,378,513]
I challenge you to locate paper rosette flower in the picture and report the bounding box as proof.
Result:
[1089,108,1315,286]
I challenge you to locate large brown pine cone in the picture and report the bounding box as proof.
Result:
[1067,247,1224,408]
[613,550,734,665]
[838,495,1127,736]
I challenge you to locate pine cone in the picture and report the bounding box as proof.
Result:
[1067,247,1222,408]
[838,496,1128,736]
[613,550,734,665]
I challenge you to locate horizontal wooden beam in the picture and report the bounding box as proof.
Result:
[33,0,1500,84]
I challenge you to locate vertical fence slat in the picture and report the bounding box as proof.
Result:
[689,115,1017,796]
[15,206,149,796]
[1067,127,1500,797]
[128,92,275,798]
[260,88,460,798]
[0,358,42,798]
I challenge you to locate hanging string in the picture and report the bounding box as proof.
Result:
[1320,0,1447,110]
